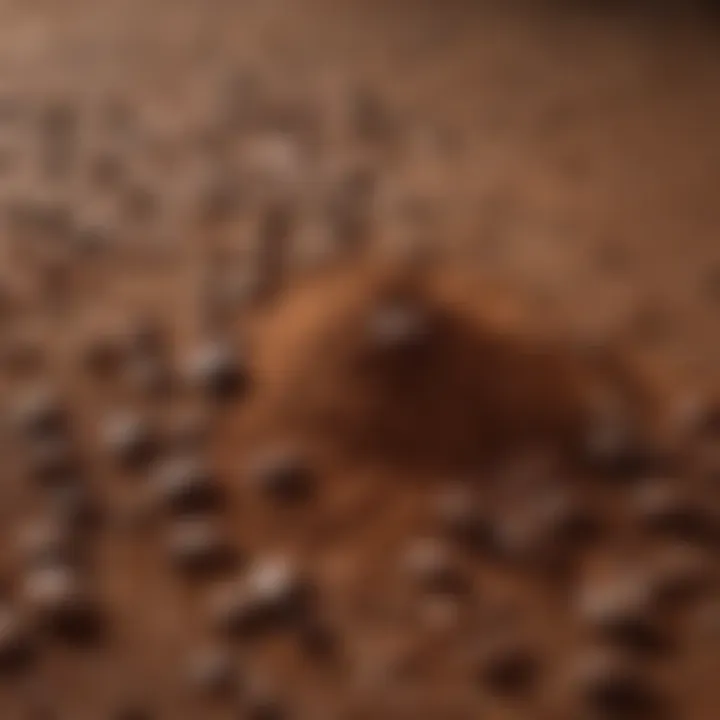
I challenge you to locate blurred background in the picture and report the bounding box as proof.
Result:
[0,1,719,718]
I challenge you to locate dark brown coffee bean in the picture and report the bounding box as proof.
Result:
[247,445,314,504]
[209,557,312,636]
[0,606,33,673]
[570,649,660,719]
[649,545,714,607]
[632,481,710,541]
[26,436,78,486]
[366,300,432,357]
[23,565,102,642]
[185,341,247,400]
[49,483,102,532]
[81,334,125,377]
[475,637,539,695]
[577,574,664,653]
[166,519,233,576]
[434,485,490,550]
[102,412,157,469]
[582,411,652,479]
[152,456,221,514]
[14,388,66,440]
[401,539,468,595]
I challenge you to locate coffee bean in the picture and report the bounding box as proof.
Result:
[570,649,660,719]
[102,412,157,469]
[401,538,468,595]
[577,574,664,653]
[247,445,314,504]
[26,436,78,486]
[209,556,311,637]
[649,545,714,607]
[81,334,125,377]
[632,481,710,541]
[434,485,490,550]
[366,300,432,357]
[152,456,221,514]
[0,606,33,673]
[48,483,101,532]
[14,388,66,440]
[23,565,101,642]
[475,637,539,695]
[582,411,652,479]
[185,341,247,400]
[166,518,233,576]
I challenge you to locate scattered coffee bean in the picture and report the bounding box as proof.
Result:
[578,574,664,653]
[185,341,247,400]
[23,565,101,642]
[401,538,467,595]
[366,300,432,357]
[0,606,33,672]
[102,412,157,469]
[25,436,78,486]
[166,518,233,576]
[434,485,490,550]
[14,388,66,440]
[209,556,311,636]
[649,545,714,607]
[475,637,539,695]
[152,456,221,514]
[570,649,660,719]
[632,481,709,541]
[247,445,314,504]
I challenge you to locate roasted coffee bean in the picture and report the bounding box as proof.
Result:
[247,445,314,504]
[475,637,539,695]
[102,412,157,469]
[23,565,102,642]
[152,456,221,514]
[0,606,33,672]
[81,334,125,377]
[434,485,490,550]
[570,649,660,719]
[366,300,432,357]
[633,481,710,541]
[26,436,78,486]
[649,545,714,607]
[166,518,233,576]
[582,411,652,479]
[185,341,247,400]
[14,388,66,440]
[401,538,468,595]
[578,574,664,653]
[209,556,312,636]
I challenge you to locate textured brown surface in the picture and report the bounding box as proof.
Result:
[0,2,719,719]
